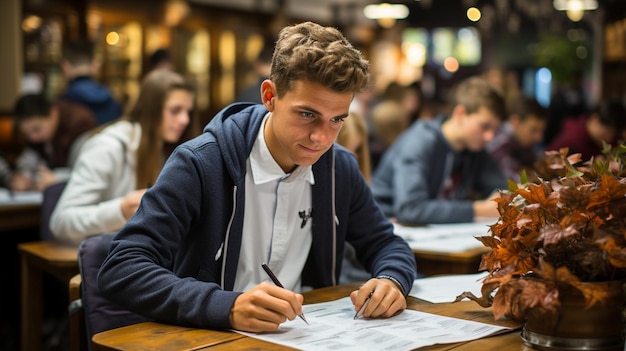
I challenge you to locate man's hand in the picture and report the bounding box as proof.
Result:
[350,277,406,319]
[120,189,147,220]
[230,282,304,332]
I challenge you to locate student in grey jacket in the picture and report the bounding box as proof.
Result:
[372,77,508,224]
[98,21,416,333]
[50,70,199,244]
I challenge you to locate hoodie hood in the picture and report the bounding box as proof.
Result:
[203,103,268,184]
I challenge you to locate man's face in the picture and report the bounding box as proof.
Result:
[19,116,54,144]
[263,79,353,173]
[513,115,546,148]
[459,107,501,152]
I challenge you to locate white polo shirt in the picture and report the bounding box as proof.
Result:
[233,113,314,292]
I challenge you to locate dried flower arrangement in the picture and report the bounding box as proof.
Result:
[456,143,626,322]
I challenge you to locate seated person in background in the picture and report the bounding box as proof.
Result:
[372,76,508,225]
[147,48,174,73]
[98,21,417,333]
[10,94,97,192]
[486,96,548,183]
[369,100,410,171]
[236,38,274,104]
[336,111,371,183]
[546,98,625,161]
[50,69,199,245]
[61,40,123,125]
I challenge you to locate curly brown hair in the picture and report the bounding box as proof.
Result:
[270,21,370,98]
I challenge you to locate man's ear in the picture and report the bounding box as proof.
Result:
[261,79,275,111]
[451,105,466,121]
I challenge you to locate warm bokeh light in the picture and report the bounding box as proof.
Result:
[405,42,426,67]
[443,57,459,72]
[363,3,409,20]
[105,31,120,46]
[566,8,584,21]
[22,15,42,32]
[466,7,481,22]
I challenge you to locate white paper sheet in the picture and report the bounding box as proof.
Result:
[394,221,494,253]
[409,272,488,303]
[237,297,511,351]
[0,189,43,205]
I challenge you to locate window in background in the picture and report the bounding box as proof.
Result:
[403,26,481,68]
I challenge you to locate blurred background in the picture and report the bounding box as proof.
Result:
[1,0,625,151]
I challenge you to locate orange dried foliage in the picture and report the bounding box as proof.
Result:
[456,144,626,322]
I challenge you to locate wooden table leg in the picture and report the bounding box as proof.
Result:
[21,254,42,351]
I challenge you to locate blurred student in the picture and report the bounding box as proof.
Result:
[369,101,410,171]
[372,77,508,225]
[98,21,416,333]
[147,48,175,73]
[10,94,97,192]
[546,98,625,161]
[61,40,123,125]
[50,70,199,245]
[336,111,371,183]
[236,39,274,104]
[487,96,548,183]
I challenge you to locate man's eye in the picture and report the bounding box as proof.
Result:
[331,117,345,124]
[301,111,314,119]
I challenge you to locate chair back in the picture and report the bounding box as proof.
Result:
[78,233,148,350]
[40,181,67,240]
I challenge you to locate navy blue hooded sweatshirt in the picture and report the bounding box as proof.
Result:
[98,103,416,329]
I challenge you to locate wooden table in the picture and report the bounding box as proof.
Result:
[19,240,79,351]
[92,282,526,351]
[412,246,489,276]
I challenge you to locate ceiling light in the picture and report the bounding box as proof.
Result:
[363,3,409,20]
[553,0,598,11]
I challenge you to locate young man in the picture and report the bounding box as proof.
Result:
[98,22,416,333]
[372,76,508,225]
[61,40,123,125]
[10,94,97,191]
[487,96,548,183]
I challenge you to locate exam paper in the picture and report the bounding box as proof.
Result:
[237,297,511,351]
[409,272,488,303]
[394,221,494,253]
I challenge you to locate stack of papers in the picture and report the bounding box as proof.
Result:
[394,221,494,253]
[238,296,511,351]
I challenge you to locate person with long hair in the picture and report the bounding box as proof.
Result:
[50,69,199,244]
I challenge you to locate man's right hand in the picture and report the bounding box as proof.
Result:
[229,282,304,332]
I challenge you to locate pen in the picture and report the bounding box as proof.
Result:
[354,290,375,320]
[261,263,309,325]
